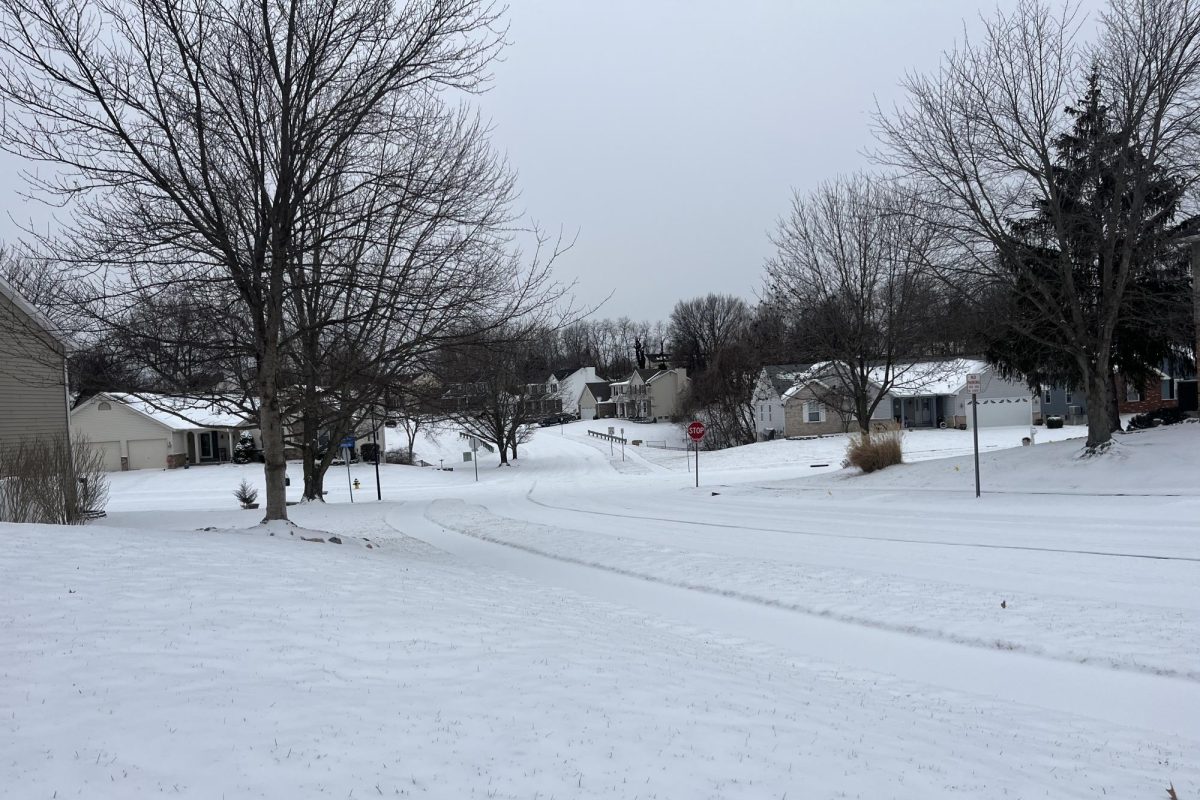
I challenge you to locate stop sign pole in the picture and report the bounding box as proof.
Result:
[687,421,706,487]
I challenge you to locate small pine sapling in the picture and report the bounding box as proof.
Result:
[234,479,259,508]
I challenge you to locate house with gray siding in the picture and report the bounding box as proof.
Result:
[0,276,70,451]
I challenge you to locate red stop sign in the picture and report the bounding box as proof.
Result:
[687,421,706,441]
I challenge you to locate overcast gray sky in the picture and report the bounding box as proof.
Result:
[470,0,1104,321]
[0,1,1103,321]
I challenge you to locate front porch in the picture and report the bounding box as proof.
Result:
[185,428,248,465]
[892,395,955,429]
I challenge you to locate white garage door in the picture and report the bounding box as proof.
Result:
[580,407,596,421]
[969,397,1033,428]
[127,438,167,470]
[91,440,123,472]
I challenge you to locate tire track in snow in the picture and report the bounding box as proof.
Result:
[420,498,1200,683]
[525,489,1200,564]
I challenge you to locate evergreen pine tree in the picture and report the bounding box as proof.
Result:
[985,70,1191,429]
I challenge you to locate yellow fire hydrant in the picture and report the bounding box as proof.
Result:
[352,479,361,490]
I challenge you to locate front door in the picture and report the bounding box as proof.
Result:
[917,398,933,425]
[199,431,218,461]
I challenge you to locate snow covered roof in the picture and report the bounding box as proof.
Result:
[780,359,991,400]
[646,369,682,384]
[871,359,990,397]
[102,392,257,430]
[761,364,813,397]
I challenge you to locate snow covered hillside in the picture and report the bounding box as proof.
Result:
[2,423,1197,798]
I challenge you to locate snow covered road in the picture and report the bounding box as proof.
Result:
[399,497,1200,741]
[3,421,1198,797]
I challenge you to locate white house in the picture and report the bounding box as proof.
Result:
[577,381,614,421]
[751,364,811,440]
[71,392,258,471]
[547,367,602,415]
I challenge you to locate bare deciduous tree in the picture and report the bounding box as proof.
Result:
[0,0,507,520]
[764,175,942,436]
[874,0,1200,450]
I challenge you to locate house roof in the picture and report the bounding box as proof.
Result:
[782,358,991,400]
[0,273,69,351]
[550,368,574,381]
[869,358,990,397]
[646,368,682,385]
[583,381,611,401]
[634,368,661,381]
[99,392,257,430]
[761,363,813,397]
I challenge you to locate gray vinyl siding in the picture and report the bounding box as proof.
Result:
[0,290,68,450]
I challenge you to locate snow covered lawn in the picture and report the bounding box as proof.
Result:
[2,422,1197,798]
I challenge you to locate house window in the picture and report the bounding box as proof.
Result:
[1163,378,1175,401]
[805,401,824,423]
[97,401,111,411]
[1065,390,1073,405]
[768,404,772,421]
[1043,390,1051,405]
[1125,382,1141,402]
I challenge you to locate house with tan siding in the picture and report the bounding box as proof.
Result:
[71,392,258,471]
[0,276,70,452]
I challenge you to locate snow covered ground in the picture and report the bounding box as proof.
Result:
[2,422,1198,798]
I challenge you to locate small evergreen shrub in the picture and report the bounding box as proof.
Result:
[1045,416,1064,429]
[234,479,259,508]
[845,431,903,473]
[232,433,256,464]
[1127,407,1187,430]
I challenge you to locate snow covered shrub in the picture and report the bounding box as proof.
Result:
[1127,407,1186,430]
[385,448,413,465]
[233,479,259,508]
[232,433,257,464]
[845,431,903,474]
[0,434,108,524]
[1045,416,1064,429]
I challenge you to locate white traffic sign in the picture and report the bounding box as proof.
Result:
[966,373,982,395]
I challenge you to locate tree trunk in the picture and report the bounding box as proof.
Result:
[405,425,419,463]
[301,406,322,502]
[1108,370,1122,434]
[1084,365,1115,451]
[301,442,318,501]
[257,375,289,521]
[1192,243,1200,383]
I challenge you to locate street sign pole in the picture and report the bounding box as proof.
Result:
[966,373,982,498]
[472,437,479,483]
[972,395,980,498]
[345,446,354,503]
[686,421,706,488]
